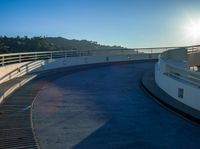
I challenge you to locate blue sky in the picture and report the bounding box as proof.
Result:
[0,0,200,48]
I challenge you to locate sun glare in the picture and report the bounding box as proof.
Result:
[184,19,200,44]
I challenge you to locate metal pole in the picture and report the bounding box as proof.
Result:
[50,52,53,60]
[19,54,21,63]
[2,56,4,66]
[35,53,37,61]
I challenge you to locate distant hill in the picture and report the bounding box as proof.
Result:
[0,36,125,54]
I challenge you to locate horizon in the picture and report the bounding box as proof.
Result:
[2,35,200,49]
[1,0,200,48]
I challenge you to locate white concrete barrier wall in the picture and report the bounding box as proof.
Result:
[155,64,200,111]
[0,53,159,84]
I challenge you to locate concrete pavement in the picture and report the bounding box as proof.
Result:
[33,62,200,149]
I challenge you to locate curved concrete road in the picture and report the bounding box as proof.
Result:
[32,62,200,149]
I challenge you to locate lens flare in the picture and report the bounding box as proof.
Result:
[183,19,200,44]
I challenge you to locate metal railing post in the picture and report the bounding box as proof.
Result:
[35,53,37,61]
[2,56,4,66]
[65,50,67,58]
[19,54,21,63]
[50,52,53,60]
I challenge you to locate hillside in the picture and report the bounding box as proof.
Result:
[0,36,125,54]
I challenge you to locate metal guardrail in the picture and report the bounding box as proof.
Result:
[0,48,168,67]
[1,45,200,86]
[167,65,200,87]
[159,45,200,87]
[187,45,200,54]
[1,44,198,67]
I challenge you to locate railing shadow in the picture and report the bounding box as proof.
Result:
[0,60,45,84]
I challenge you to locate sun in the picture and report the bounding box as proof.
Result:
[183,19,200,44]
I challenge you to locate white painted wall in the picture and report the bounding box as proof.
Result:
[0,53,159,84]
[155,63,200,111]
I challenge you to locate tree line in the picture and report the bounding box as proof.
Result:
[0,36,124,54]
